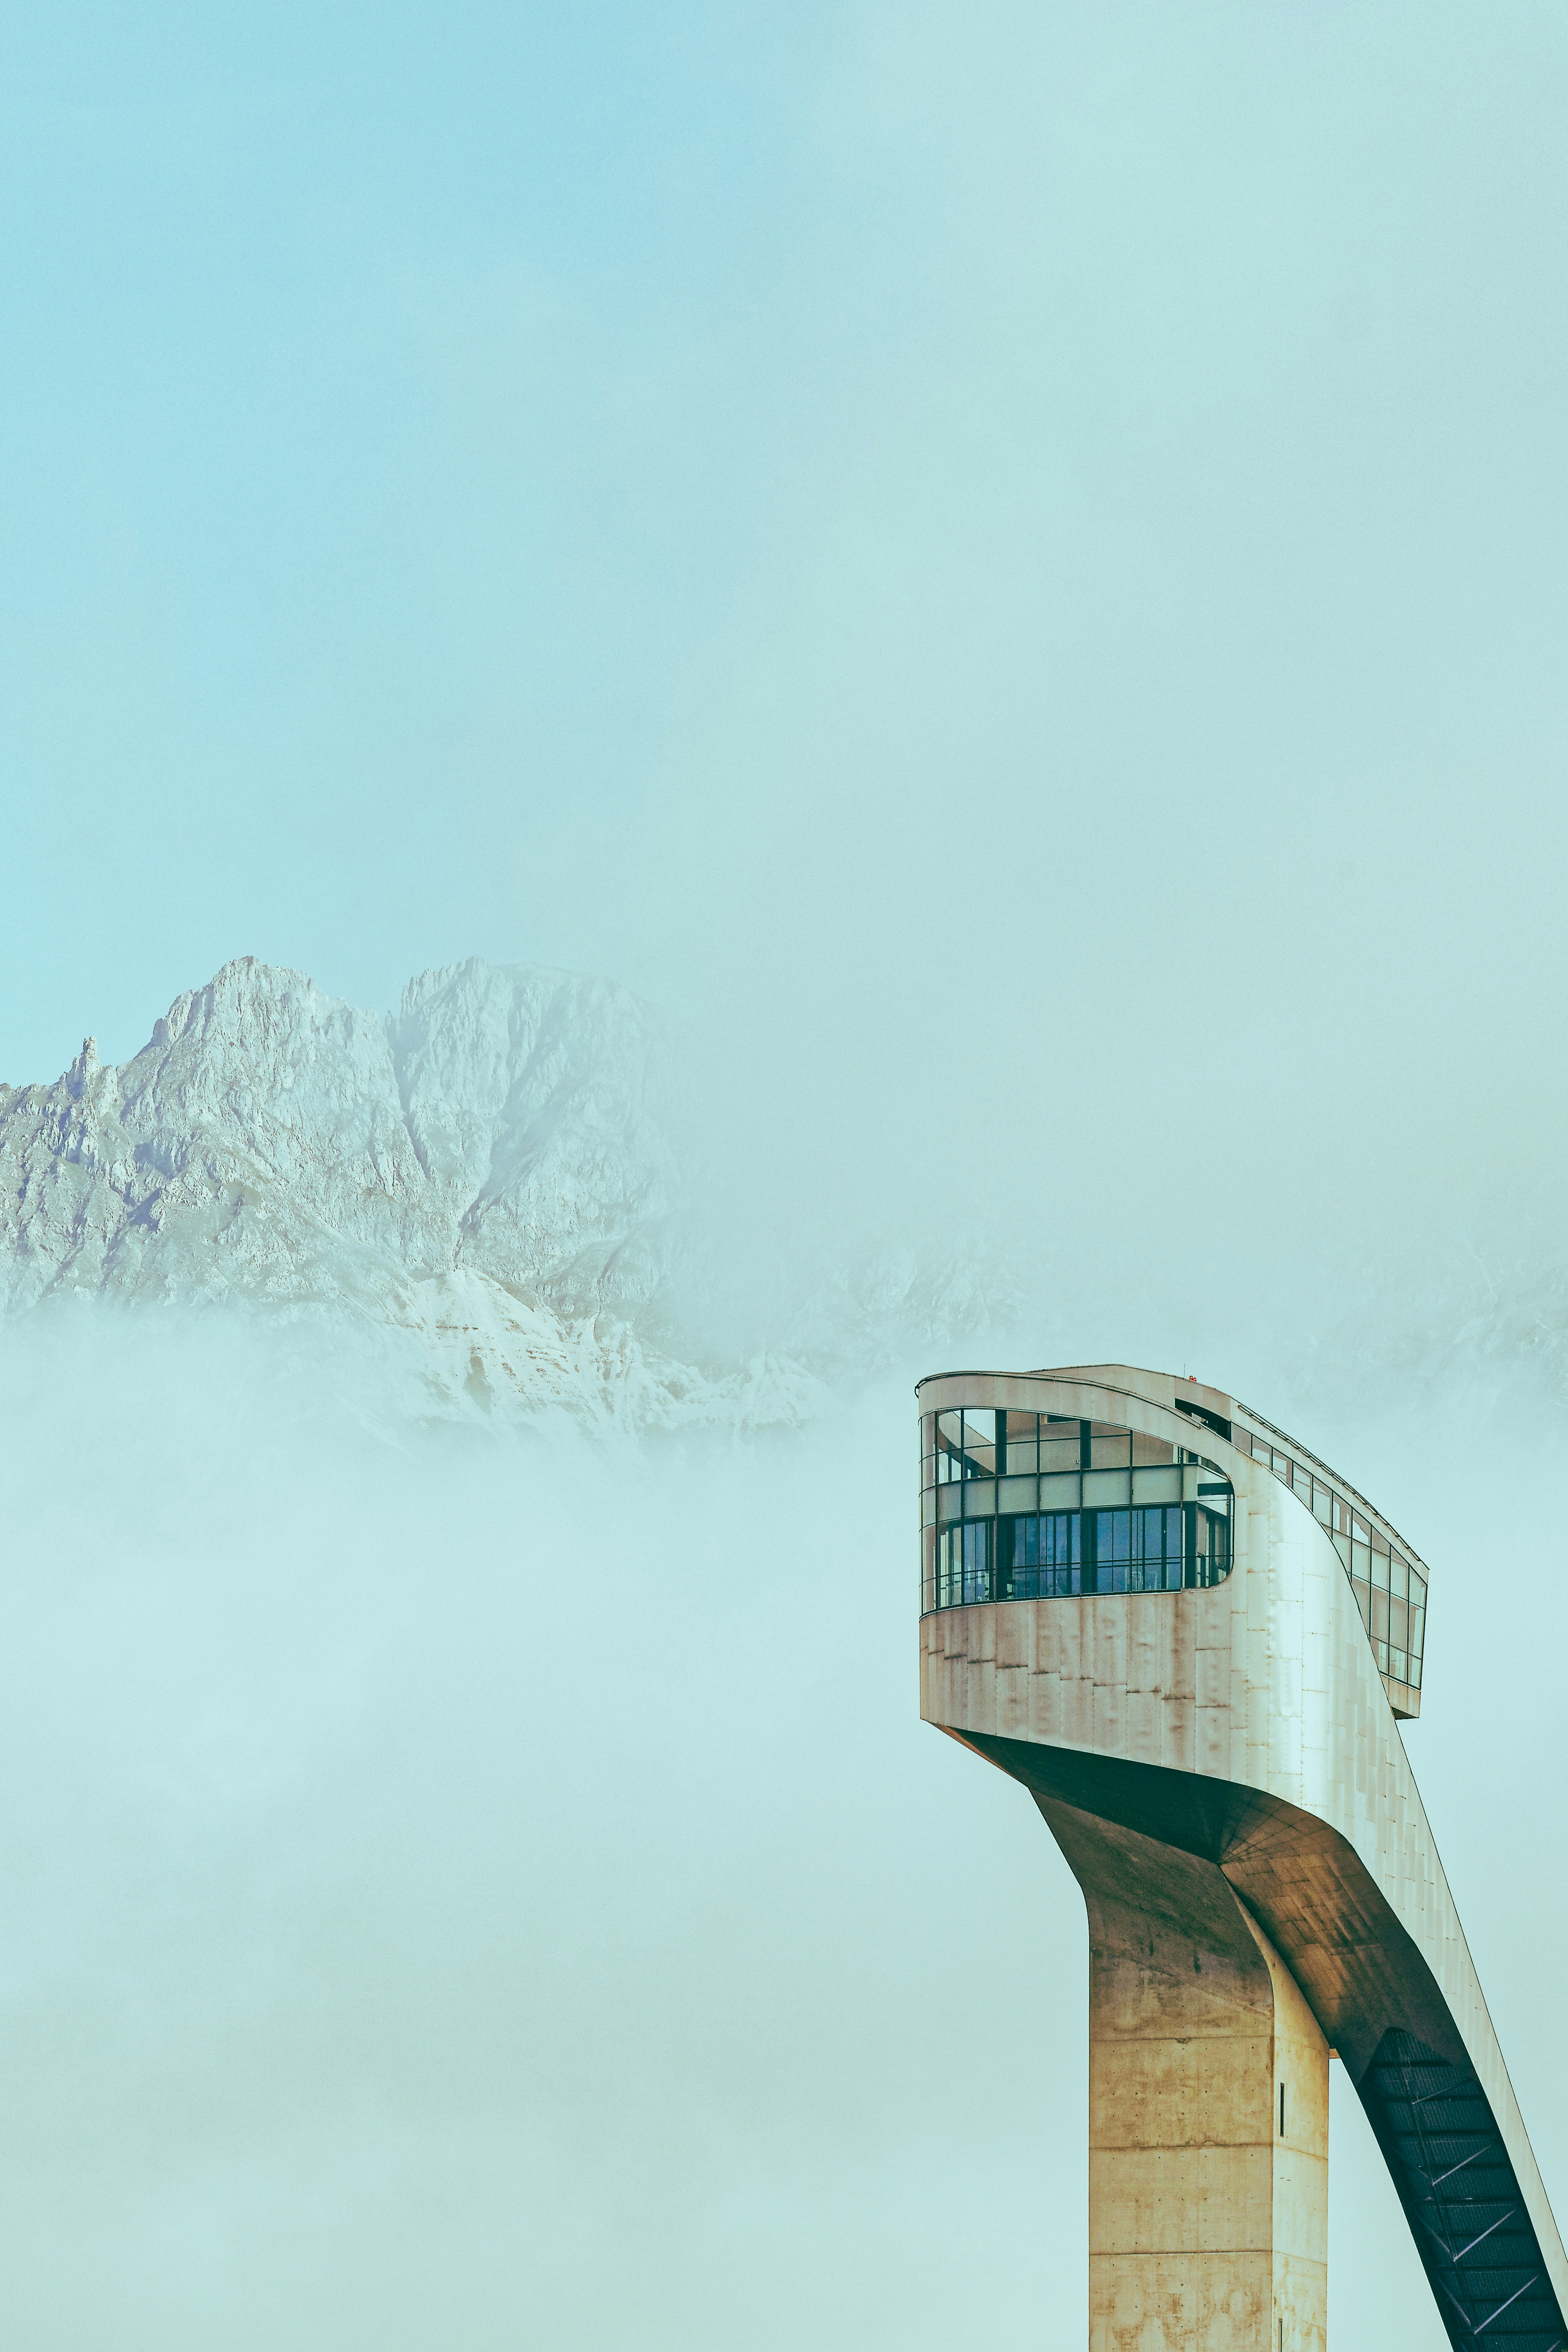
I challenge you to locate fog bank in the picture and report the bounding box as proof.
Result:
[0,1317,1560,2346]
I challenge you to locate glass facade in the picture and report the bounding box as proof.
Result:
[1229,1424,1426,1692]
[921,1409,1233,1613]
[920,1404,1427,1699]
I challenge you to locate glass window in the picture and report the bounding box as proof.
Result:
[997,1514,1029,1599]
[1130,1501,1186,1591]
[1312,1482,1332,1526]
[1094,1507,1131,1592]
[1040,1425,1081,1472]
[1000,1510,1084,1599]
[1130,1505,1157,1589]
[1044,1511,1080,1595]
[1003,1411,1040,1476]
[961,1410,997,1477]
[938,1518,993,1605]
[1191,1505,1230,1588]
[1089,1425,1130,1469]
[922,1413,1237,1611]
[1132,1432,1176,1467]
[966,1520,990,1602]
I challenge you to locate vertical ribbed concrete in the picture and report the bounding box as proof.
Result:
[1041,1799,1328,2352]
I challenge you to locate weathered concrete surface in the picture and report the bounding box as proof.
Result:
[1042,1796,1327,2352]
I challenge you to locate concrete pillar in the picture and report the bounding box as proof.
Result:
[1039,1797,1329,2352]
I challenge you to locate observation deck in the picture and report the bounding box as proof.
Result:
[923,1370,1427,1716]
[918,1362,1562,2352]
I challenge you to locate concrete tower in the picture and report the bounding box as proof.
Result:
[919,1364,1566,2352]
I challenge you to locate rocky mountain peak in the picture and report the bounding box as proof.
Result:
[0,957,715,1425]
[0,955,1025,1428]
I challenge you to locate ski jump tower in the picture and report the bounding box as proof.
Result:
[919,1364,1566,2352]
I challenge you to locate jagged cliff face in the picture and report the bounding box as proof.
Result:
[0,957,709,1423]
[0,957,675,1312]
[0,956,1012,1427]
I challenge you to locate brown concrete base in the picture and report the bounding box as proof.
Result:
[1039,1794,1329,2352]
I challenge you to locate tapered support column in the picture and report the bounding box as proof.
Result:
[1039,1797,1329,2352]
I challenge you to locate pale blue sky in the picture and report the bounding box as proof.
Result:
[5,24,1568,2340]
[3,0,851,1062]
[7,2,1568,1282]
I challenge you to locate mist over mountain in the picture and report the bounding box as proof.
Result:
[4,952,1562,1438]
[0,956,1030,1428]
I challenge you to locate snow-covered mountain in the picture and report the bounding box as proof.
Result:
[0,957,1013,1426]
[7,954,1561,1430]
